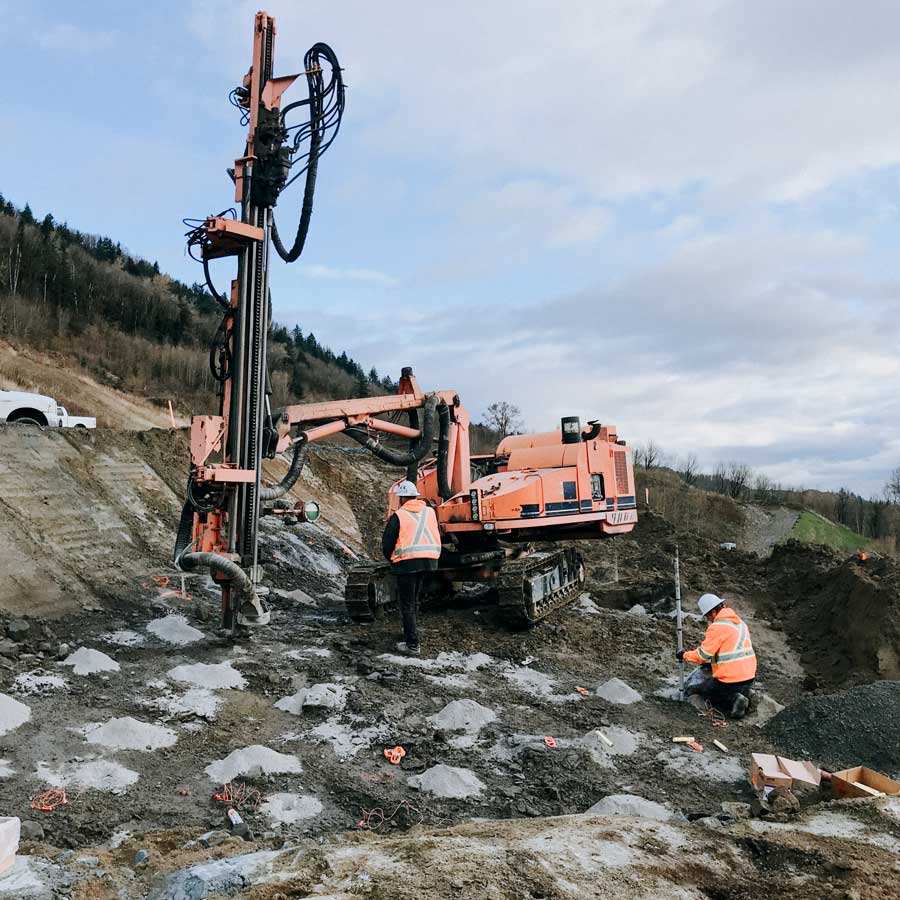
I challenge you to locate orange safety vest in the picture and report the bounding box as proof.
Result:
[684,607,757,683]
[390,499,442,564]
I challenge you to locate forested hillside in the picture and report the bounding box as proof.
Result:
[0,195,394,412]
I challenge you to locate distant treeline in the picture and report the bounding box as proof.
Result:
[0,194,394,408]
[634,440,899,552]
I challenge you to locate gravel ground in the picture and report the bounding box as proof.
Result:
[766,680,900,777]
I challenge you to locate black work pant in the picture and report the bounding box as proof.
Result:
[688,665,754,713]
[396,572,425,648]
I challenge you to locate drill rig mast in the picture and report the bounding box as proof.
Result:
[174,12,344,629]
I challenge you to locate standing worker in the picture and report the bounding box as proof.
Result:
[677,593,756,718]
[381,480,442,656]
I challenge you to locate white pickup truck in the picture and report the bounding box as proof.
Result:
[0,390,96,429]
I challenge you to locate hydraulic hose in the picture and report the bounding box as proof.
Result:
[259,435,308,500]
[271,148,318,262]
[347,395,438,467]
[271,43,344,262]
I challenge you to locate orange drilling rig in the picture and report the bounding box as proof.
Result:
[175,11,637,630]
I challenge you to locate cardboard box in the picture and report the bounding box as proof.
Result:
[751,754,792,789]
[0,817,20,877]
[776,757,821,788]
[831,766,900,800]
[750,754,821,791]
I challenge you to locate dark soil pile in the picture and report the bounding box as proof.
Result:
[765,542,900,686]
[766,680,900,776]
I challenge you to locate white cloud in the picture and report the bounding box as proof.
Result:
[292,223,900,495]
[192,0,900,206]
[300,264,398,286]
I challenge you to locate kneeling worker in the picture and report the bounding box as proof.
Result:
[677,593,756,718]
[381,480,441,656]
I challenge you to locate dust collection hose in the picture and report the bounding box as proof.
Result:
[259,436,308,500]
[173,501,256,601]
[346,395,438,465]
[348,395,453,499]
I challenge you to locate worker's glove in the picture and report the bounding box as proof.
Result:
[675,649,685,661]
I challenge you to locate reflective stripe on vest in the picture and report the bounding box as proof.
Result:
[391,501,441,563]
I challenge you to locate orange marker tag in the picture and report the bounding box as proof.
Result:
[576,687,590,697]
[383,746,406,765]
[687,741,703,752]
[544,736,557,749]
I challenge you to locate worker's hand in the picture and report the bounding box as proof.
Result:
[675,649,685,661]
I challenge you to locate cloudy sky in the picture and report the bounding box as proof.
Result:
[4,0,900,495]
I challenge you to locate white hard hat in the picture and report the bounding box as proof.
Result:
[697,593,723,616]
[396,480,419,498]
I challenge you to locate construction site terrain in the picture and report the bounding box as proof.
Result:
[0,426,899,899]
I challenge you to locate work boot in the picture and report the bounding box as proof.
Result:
[731,694,750,719]
[397,641,420,657]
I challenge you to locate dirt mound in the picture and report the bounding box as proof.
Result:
[766,680,900,777]
[765,542,900,686]
[580,510,764,611]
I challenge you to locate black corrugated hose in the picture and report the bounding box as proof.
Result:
[260,436,308,500]
[173,501,256,602]
[346,395,437,466]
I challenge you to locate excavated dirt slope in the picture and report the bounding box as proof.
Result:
[0,426,897,899]
[765,541,900,686]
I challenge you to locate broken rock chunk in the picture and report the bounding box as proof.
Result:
[595,678,643,705]
[584,794,674,822]
[408,764,485,799]
[274,683,348,714]
[770,787,801,816]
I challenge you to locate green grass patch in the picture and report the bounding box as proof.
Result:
[788,510,868,551]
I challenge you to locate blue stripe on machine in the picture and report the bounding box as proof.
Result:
[606,498,615,507]
[545,501,580,513]
[617,496,635,505]
[521,504,541,517]
[580,500,593,510]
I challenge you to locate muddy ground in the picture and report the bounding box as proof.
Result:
[0,427,897,899]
